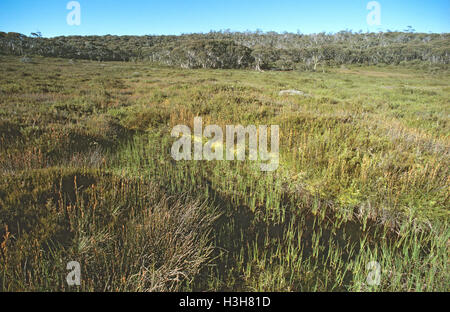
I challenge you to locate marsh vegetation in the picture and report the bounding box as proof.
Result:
[0,54,448,291]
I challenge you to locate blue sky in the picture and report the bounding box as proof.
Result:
[0,0,449,37]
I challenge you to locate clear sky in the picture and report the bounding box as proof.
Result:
[0,0,449,37]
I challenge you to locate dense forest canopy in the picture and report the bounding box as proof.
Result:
[1,30,449,70]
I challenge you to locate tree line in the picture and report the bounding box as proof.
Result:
[1,30,448,70]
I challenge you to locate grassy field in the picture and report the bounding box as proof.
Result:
[0,55,448,291]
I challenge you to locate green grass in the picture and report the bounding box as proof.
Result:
[0,55,448,291]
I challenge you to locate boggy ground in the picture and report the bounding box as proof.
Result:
[0,55,448,291]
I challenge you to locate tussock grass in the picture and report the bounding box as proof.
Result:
[0,168,217,291]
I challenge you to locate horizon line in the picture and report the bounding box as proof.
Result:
[2,28,449,39]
